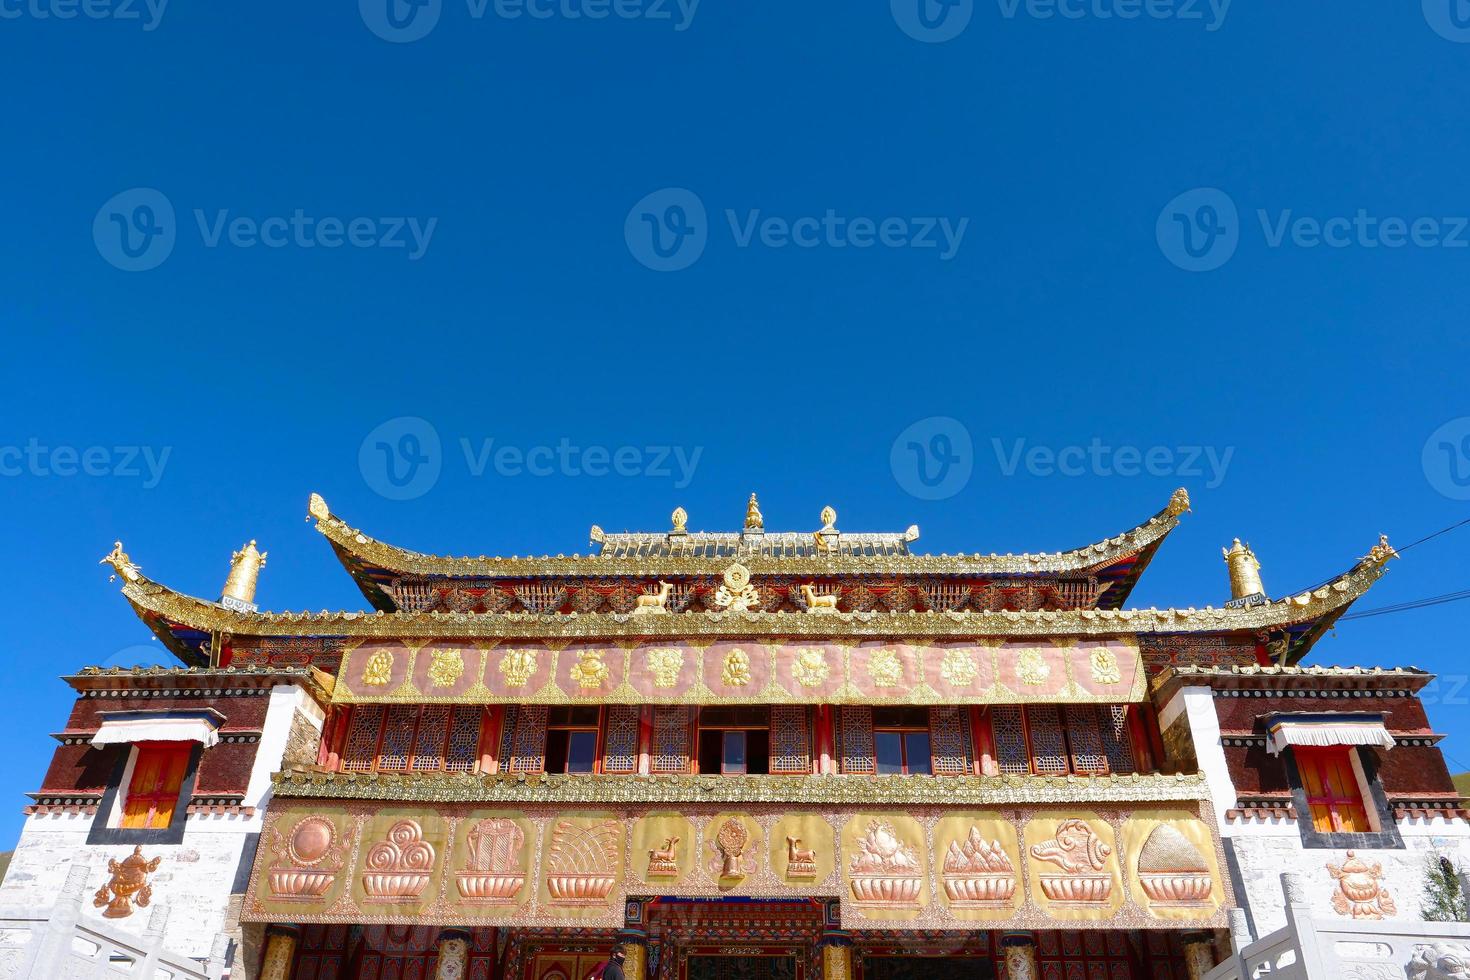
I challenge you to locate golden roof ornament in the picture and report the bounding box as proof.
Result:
[221,540,267,613]
[1222,539,1267,607]
[1166,488,1191,518]
[744,493,764,533]
[820,506,837,531]
[813,505,840,552]
[100,541,141,584]
[670,507,688,535]
[307,492,330,522]
[1365,534,1397,566]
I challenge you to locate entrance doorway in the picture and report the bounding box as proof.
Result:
[684,955,799,980]
[864,957,997,980]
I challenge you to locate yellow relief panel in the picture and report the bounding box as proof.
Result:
[248,804,356,919]
[931,813,1024,921]
[840,813,929,922]
[630,814,696,887]
[350,808,449,914]
[1120,811,1224,921]
[1022,814,1124,921]
[536,812,624,918]
[702,813,763,890]
[446,810,537,911]
[769,814,836,888]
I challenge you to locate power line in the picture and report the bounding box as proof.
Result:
[1339,588,1470,621]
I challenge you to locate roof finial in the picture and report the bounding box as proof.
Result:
[1365,534,1397,565]
[671,507,688,535]
[1222,539,1266,605]
[220,540,267,613]
[1167,488,1191,518]
[307,493,330,523]
[100,541,141,584]
[744,493,764,533]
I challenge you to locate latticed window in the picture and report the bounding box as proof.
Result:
[770,706,812,774]
[601,705,640,776]
[652,706,693,774]
[838,706,876,775]
[929,706,973,776]
[987,704,1138,777]
[338,704,485,774]
[508,705,549,774]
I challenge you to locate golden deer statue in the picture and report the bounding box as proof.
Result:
[801,584,839,614]
[633,581,673,615]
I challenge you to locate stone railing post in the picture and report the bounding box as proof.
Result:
[1227,907,1252,953]
[138,903,171,977]
[1282,872,1329,975]
[207,931,233,980]
[31,862,91,979]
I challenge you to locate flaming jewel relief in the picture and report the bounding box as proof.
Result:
[362,820,437,902]
[941,828,1017,906]
[499,649,538,688]
[455,818,526,903]
[1327,851,1397,920]
[1089,648,1121,685]
[269,815,352,902]
[1029,819,1113,904]
[568,650,611,690]
[848,819,923,907]
[1136,825,1212,906]
[546,820,620,905]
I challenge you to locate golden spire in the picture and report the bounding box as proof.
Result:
[221,540,267,610]
[671,507,688,534]
[1222,539,1265,601]
[819,506,837,532]
[744,493,764,532]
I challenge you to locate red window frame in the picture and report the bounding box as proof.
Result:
[120,742,191,830]
[1295,746,1371,833]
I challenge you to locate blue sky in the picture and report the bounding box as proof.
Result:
[1,0,1469,849]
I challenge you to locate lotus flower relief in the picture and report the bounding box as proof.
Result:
[848,819,923,907]
[362,649,394,687]
[268,815,352,902]
[941,828,1017,906]
[455,818,526,904]
[1029,819,1113,904]
[1136,825,1213,906]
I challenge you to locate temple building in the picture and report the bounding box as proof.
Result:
[1,490,1467,980]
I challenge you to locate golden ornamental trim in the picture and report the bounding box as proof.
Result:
[270,769,1212,807]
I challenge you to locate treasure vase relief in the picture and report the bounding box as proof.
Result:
[361,819,438,903]
[1327,852,1398,920]
[1024,816,1123,916]
[845,817,925,910]
[94,847,162,919]
[543,819,621,906]
[455,817,528,904]
[268,814,353,902]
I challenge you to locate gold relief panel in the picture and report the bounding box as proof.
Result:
[630,814,696,886]
[343,642,413,697]
[630,644,697,699]
[851,642,920,695]
[1022,814,1124,921]
[449,810,537,908]
[1119,812,1223,920]
[769,814,835,887]
[998,643,1068,698]
[351,809,448,912]
[702,641,772,698]
[1066,639,1139,698]
[776,644,844,700]
[924,641,996,700]
[412,642,485,700]
[485,646,551,697]
[841,814,929,922]
[250,807,357,918]
[702,813,763,888]
[558,644,625,697]
[536,812,624,917]
[931,814,1023,921]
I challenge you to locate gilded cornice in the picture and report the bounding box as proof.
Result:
[1152,662,1432,699]
[308,489,1190,579]
[65,664,335,703]
[113,547,1392,641]
[270,768,1211,806]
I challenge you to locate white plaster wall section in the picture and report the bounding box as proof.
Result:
[1161,685,1237,827]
